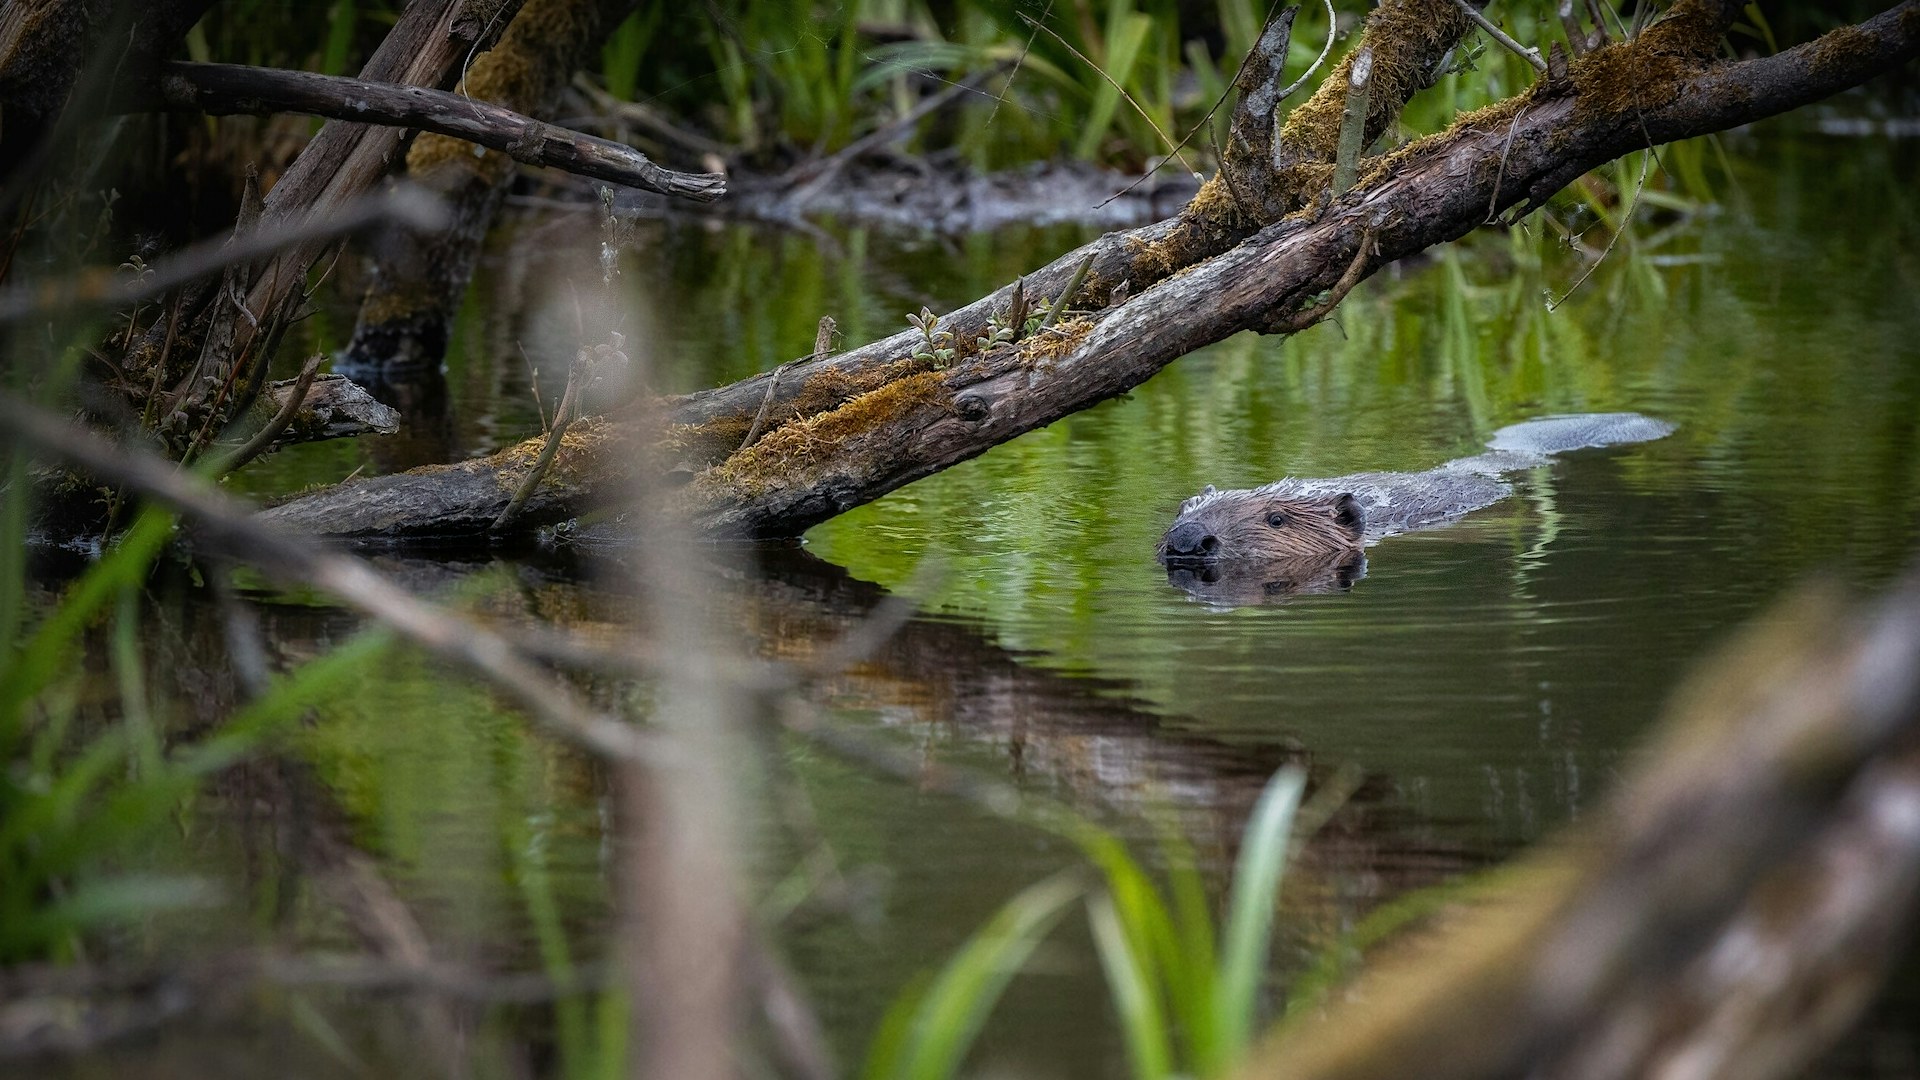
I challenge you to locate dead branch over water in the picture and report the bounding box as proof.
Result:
[148,61,725,200]
[261,1,1920,543]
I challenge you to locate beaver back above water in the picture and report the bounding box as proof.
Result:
[1158,413,1675,569]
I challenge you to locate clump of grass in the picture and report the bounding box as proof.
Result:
[859,766,1311,1080]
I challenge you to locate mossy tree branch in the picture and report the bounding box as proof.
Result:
[254,3,1919,544]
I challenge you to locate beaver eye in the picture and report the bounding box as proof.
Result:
[1265,511,1288,528]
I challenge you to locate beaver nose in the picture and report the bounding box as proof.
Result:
[1165,520,1218,557]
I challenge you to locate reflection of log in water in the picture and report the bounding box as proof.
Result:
[585,546,1484,919]
[221,545,1486,930]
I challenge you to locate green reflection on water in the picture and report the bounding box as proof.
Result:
[86,128,1920,1079]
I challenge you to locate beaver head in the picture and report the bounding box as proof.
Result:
[1157,486,1367,565]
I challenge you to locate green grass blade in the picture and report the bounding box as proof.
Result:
[1212,765,1306,1069]
[1088,890,1174,1080]
[861,970,934,1080]
[320,0,356,76]
[1156,821,1220,1066]
[1074,12,1154,160]
[868,869,1084,1080]
[0,507,173,725]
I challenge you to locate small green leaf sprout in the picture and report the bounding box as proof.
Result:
[907,306,957,368]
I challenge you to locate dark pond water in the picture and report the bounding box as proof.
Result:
[43,125,1920,1077]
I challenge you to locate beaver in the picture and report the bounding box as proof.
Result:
[1158,413,1674,601]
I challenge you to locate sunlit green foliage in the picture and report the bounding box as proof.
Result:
[1069,767,1307,1078]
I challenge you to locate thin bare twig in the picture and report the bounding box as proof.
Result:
[494,357,585,533]
[1331,48,1375,195]
[784,68,1005,203]
[740,316,836,454]
[151,62,727,201]
[1040,252,1096,329]
[1017,14,1199,177]
[1486,103,1533,223]
[1099,0,1332,209]
[1276,0,1341,101]
[1456,0,1549,71]
[1270,225,1376,332]
[1546,151,1649,311]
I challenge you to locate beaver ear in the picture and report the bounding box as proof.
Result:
[1331,492,1364,537]
[1180,484,1219,514]
[1335,551,1368,589]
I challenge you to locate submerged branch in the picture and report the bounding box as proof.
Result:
[149,61,726,201]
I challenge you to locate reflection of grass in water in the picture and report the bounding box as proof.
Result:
[0,498,392,961]
[862,767,1308,1080]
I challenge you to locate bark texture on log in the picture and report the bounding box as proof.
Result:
[263,418,631,540]
[669,0,1484,438]
[257,3,1920,544]
[260,374,402,446]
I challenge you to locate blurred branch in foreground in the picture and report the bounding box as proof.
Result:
[1238,572,1920,1080]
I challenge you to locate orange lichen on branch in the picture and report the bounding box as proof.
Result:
[491,416,616,493]
[1020,318,1095,365]
[1358,92,1532,188]
[1181,174,1255,233]
[1808,23,1879,77]
[1568,40,1695,119]
[695,368,952,499]
[660,415,753,463]
[787,356,932,418]
[1636,0,1743,58]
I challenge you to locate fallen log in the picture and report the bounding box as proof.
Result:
[259,1,1920,544]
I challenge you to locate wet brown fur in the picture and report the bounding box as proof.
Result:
[1157,490,1365,564]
